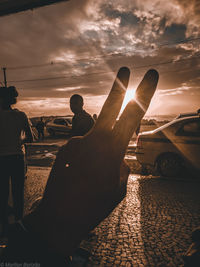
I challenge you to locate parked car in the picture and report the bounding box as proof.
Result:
[175,108,200,119]
[135,115,200,177]
[46,116,72,136]
[176,112,199,119]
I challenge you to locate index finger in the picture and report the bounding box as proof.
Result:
[94,67,130,132]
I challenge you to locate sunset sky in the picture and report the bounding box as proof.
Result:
[0,0,200,117]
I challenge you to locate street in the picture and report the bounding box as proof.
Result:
[24,167,200,267]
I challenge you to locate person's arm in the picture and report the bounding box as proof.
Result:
[23,115,33,143]
[70,116,75,136]
[20,67,158,256]
[88,114,95,130]
[70,115,80,136]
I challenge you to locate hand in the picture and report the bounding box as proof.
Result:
[24,67,159,255]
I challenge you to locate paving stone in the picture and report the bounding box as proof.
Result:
[81,174,200,266]
[11,168,200,267]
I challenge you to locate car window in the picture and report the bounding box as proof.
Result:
[178,120,200,136]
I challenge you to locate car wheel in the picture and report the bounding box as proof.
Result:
[157,153,184,177]
[48,129,55,136]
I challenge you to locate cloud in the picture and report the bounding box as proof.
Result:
[0,0,199,117]
[162,23,186,42]
[158,85,191,96]
[54,86,82,92]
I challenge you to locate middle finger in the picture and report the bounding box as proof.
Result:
[94,67,130,132]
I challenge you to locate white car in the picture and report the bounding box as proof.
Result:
[135,115,200,177]
[46,117,72,136]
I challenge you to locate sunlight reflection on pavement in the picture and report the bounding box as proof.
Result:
[83,174,145,266]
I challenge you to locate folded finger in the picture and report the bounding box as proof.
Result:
[94,67,130,132]
[113,69,159,157]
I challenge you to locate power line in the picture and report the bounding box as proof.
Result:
[8,54,200,84]
[8,63,55,70]
[8,70,109,83]
[15,64,200,91]
[134,54,200,69]
[5,36,200,71]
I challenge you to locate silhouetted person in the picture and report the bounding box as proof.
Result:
[36,117,45,140]
[70,94,94,136]
[0,86,33,238]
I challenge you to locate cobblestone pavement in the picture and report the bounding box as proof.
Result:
[24,167,200,267]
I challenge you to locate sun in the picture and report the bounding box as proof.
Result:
[120,89,136,113]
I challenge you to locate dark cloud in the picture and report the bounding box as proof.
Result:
[162,23,186,42]
[104,6,140,27]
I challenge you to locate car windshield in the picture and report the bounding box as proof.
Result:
[151,116,200,134]
[147,120,177,133]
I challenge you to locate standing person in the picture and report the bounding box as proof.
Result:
[70,94,94,136]
[36,117,45,140]
[0,86,33,238]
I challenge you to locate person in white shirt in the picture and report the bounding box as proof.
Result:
[0,86,33,237]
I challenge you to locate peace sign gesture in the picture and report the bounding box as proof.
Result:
[23,67,159,256]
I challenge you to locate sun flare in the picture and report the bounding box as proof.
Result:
[120,89,136,113]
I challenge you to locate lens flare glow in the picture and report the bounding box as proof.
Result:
[120,89,136,113]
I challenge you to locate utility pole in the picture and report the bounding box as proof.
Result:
[2,67,7,87]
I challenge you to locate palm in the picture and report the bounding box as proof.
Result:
[37,133,127,252]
